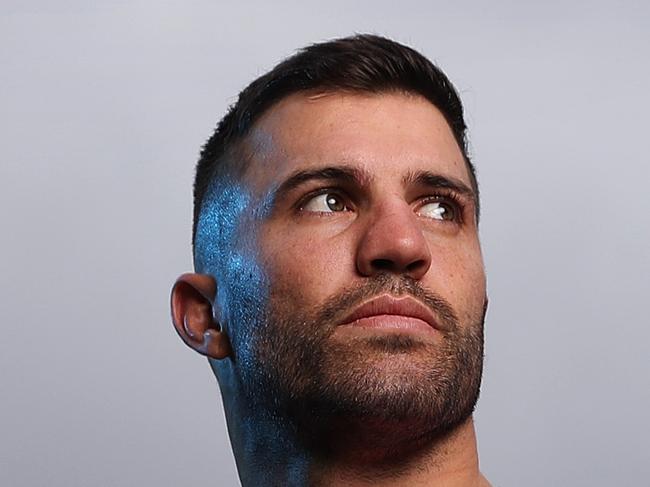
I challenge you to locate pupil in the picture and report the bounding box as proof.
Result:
[438,203,452,220]
[326,195,343,211]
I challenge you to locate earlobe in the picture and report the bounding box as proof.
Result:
[170,273,232,359]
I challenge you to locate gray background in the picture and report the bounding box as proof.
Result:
[1,1,649,486]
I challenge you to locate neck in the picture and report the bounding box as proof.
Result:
[309,416,488,487]
[222,391,489,487]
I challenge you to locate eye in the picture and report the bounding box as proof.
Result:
[301,192,350,213]
[417,199,457,221]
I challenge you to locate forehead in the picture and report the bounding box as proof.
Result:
[242,91,470,192]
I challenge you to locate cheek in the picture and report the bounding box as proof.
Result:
[429,239,486,322]
[261,226,354,304]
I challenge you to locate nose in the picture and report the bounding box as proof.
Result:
[355,200,432,280]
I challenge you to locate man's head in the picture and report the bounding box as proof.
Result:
[172,34,487,460]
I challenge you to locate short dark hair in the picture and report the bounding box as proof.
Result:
[193,34,478,245]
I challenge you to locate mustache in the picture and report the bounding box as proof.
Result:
[314,273,459,332]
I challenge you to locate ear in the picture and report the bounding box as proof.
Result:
[170,273,231,359]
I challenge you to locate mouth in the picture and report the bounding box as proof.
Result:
[338,294,441,333]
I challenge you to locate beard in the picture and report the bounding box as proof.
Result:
[232,273,486,459]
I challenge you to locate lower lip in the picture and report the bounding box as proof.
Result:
[340,314,435,333]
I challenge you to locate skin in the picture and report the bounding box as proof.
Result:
[171,92,490,486]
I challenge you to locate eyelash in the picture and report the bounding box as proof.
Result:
[296,187,465,222]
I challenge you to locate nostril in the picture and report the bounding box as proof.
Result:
[371,259,427,273]
[406,260,426,273]
[372,259,394,271]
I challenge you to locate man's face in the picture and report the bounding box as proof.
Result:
[199,91,487,442]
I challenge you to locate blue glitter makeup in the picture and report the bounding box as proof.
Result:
[194,180,251,274]
[194,177,271,377]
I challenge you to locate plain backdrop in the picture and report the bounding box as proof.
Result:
[1,1,649,486]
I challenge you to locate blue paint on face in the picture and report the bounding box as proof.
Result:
[194,177,270,381]
[194,176,310,485]
[194,180,251,274]
[251,186,276,221]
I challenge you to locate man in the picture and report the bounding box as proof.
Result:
[171,34,490,486]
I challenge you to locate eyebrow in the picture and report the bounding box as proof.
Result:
[404,170,477,203]
[268,165,477,212]
[270,165,370,204]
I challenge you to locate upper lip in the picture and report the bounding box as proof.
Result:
[339,294,441,330]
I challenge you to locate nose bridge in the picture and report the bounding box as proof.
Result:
[356,194,432,279]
